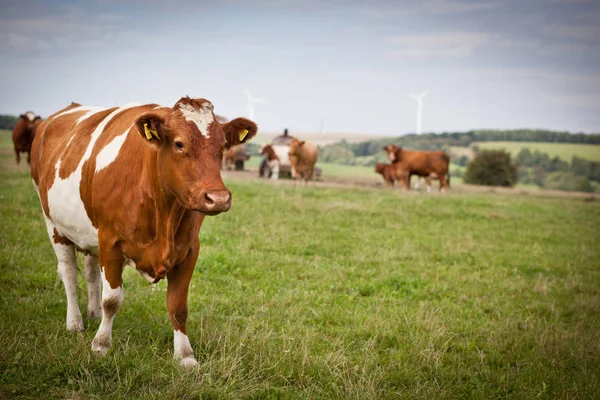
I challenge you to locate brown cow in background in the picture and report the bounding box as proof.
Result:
[383,144,450,192]
[12,111,42,164]
[288,138,318,182]
[375,162,407,188]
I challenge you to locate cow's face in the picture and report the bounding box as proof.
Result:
[374,163,386,175]
[135,97,257,215]
[19,112,37,133]
[383,145,402,162]
[288,138,305,157]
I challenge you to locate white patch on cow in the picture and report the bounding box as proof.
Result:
[47,160,99,251]
[95,125,133,172]
[47,104,139,252]
[25,112,35,121]
[76,108,106,125]
[92,268,124,355]
[272,145,291,167]
[174,329,198,367]
[54,105,105,120]
[178,102,214,138]
[123,258,154,283]
[268,159,280,180]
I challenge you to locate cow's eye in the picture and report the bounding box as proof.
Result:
[174,141,184,150]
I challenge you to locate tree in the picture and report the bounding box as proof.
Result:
[463,150,518,187]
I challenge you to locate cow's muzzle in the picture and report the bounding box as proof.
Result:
[194,189,232,215]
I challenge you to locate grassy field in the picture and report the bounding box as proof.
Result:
[472,141,600,162]
[1,130,600,399]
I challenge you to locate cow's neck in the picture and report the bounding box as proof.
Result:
[138,154,191,277]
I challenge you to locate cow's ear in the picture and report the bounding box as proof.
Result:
[135,112,168,145]
[19,114,28,121]
[221,118,257,148]
[383,146,389,151]
[299,141,305,146]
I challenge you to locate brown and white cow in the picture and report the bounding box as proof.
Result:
[12,111,42,164]
[383,145,450,192]
[288,138,318,182]
[259,144,280,180]
[30,97,257,367]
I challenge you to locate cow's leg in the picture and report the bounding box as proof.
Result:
[84,254,102,319]
[414,176,420,190]
[167,241,199,368]
[92,251,124,355]
[270,160,279,180]
[26,151,31,164]
[439,175,448,193]
[43,217,83,331]
[15,150,20,165]
[426,176,432,193]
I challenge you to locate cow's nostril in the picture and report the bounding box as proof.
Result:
[205,192,215,205]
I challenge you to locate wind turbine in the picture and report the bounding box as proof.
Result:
[409,90,429,135]
[244,89,264,121]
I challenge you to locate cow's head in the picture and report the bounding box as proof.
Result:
[260,144,277,159]
[374,163,386,175]
[288,138,305,157]
[19,112,38,132]
[383,145,402,163]
[134,96,257,215]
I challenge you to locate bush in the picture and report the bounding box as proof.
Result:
[319,141,356,164]
[542,171,593,192]
[463,150,518,187]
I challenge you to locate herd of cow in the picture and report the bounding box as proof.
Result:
[9,98,449,368]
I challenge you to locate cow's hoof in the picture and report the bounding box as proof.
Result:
[67,317,84,332]
[91,336,111,356]
[179,357,198,368]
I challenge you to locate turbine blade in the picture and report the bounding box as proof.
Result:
[253,98,265,103]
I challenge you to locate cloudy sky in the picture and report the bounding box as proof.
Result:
[1,0,599,135]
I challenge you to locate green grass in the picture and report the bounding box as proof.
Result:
[473,141,600,162]
[1,130,600,399]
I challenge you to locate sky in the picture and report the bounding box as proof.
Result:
[1,0,599,136]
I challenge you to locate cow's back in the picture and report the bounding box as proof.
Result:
[31,103,154,251]
[300,143,318,167]
[402,150,449,176]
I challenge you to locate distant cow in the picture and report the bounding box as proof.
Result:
[221,145,239,170]
[288,138,318,182]
[260,144,280,180]
[383,145,450,192]
[375,162,408,188]
[30,97,257,367]
[12,111,42,164]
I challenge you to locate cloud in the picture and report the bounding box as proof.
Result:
[547,24,600,41]
[387,32,493,58]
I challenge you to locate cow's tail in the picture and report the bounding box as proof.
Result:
[447,171,450,187]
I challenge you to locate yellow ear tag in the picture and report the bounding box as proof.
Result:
[239,129,249,141]
[143,123,159,140]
